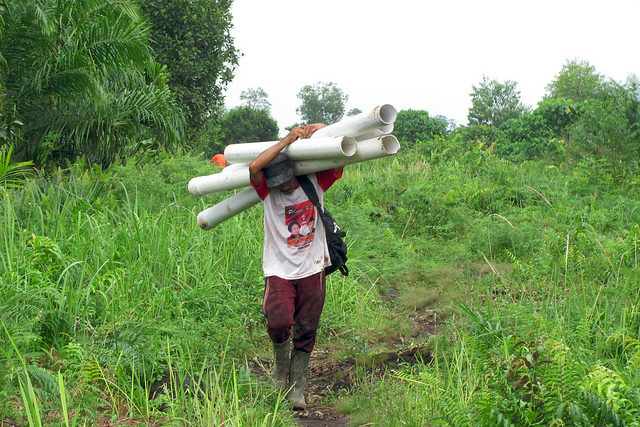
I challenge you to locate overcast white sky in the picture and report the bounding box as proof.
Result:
[223,0,640,136]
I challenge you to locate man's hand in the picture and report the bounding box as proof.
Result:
[303,123,326,139]
[249,126,307,187]
[281,126,306,145]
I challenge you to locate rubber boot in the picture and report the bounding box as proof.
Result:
[271,338,291,391]
[288,350,311,410]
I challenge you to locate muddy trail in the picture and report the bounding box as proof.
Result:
[252,312,442,426]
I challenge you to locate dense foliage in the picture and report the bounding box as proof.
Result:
[449,61,640,170]
[296,81,348,125]
[0,0,187,168]
[220,106,280,146]
[2,129,640,423]
[546,59,605,102]
[468,75,529,127]
[393,109,449,147]
[140,0,238,133]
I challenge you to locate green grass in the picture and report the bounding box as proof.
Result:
[2,141,640,425]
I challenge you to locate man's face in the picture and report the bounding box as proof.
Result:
[277,176,298,195]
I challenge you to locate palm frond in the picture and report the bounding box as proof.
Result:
[0,144,35,189]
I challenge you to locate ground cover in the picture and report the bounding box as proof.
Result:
[1,142,639,425]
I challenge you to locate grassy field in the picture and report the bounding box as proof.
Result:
[1,139,640,426]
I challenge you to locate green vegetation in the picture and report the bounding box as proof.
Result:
[2,1,640,420]
[468,75,530,127]
[220,106,280,147]
[296,82,349,125]
[2,131,640,424]
[140,0,238,132]
[0,0,188,169]
[0,0,238,169]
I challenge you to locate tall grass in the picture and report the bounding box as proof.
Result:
[333,140,640,425]
[0,158,293,424]
[2,143,640,424]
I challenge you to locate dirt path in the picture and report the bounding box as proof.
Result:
[253,313,441,426]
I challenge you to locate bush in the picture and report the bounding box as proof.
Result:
[393,109,448,147]
[220,106,279,146]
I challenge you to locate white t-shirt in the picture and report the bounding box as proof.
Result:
[252,171,341,279]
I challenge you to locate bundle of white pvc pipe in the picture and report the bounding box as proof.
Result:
[190,104,400,230]
[311,104,397,141]
[196,135,400,230]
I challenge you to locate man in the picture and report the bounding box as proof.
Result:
[249,124,343,410]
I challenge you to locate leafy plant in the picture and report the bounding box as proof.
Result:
[0,144,34,190]
[296,81,348,125]
[140,0,238,132]
[393,109,448,147]
[220,106,280,146]
[468,75,529,128]
[1,0,186,168]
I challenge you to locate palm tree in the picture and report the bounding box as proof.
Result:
[0,144,34,192]
[0,0,186,168]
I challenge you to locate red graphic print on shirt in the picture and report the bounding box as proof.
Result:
[285,201,316,248]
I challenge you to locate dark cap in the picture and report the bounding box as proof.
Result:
[263,153,294,188]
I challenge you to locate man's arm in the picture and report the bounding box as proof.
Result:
[249,124,341,186]
[249,126,305,187]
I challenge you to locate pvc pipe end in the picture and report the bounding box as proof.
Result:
[378,104,398,125]
[381,135,401,155]
[188,178,203,197]
[341,137,357,156]
[197,211,212,230]
[379,123,394,134]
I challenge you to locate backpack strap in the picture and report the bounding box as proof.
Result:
[297,175,325,220]
[298,174,349,276]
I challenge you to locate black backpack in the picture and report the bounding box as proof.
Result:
[297,175,349,277]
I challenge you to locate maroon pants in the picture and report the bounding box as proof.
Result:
[262,271,326,353]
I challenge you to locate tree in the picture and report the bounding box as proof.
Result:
[240,87,272,113]
[141,0,239,132]
[393,110,448,145]
[627,74,640,101]
[468,76,529,128]
[569,81,640,166]
[296,82,348,125]
[220,106,279,146]
[1,0,186,168]
[347,108,362,117]
[546,59,604,102]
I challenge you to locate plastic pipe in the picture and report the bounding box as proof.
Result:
[189,135,399,198]
[188,163,250,198]
[190,105,397,197]
[196,187,260,230]
[311,104,397,141]
[353,123,394,141]
[224,136,356,165]
[189,136,357,197]
[195,135,400,229]
[294,135,400,173]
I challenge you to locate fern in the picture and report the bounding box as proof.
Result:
[581,392,625,427]
[581,365,640,424]
[15,366,59,401]
[542,341,584,401]
[398,371,473,427]
[80,357,104,385]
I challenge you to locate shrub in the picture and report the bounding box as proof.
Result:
[220,106,280,146]
[393,109,448,147]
